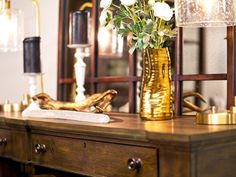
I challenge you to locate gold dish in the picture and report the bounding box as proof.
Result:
[196,106,236,125]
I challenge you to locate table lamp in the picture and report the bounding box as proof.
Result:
[0,0,24,52]
[68,10,90,102]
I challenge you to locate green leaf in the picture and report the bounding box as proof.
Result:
[118,27,131,36]
[129,45,136,54]
[113,16,121,28]
[137,38,143,49]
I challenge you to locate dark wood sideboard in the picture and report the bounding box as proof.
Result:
[1,112,236,177]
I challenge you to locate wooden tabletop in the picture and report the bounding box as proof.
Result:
[1,112,236,144]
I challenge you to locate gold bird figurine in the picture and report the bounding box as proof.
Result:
[32,89,117,113]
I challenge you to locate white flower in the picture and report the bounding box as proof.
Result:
[148,0,155,6]
[120,23,125,29]
[146,19,153,25]
[100,0,112,9]
[99,9,108,26]
[143,34,150,43]
[153,2,173,21]
[120,0,136,6]
[158,31,164,36]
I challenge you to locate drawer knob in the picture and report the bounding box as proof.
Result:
[127,158,142,171]
[35,144,46,154]
[0,138,7,145]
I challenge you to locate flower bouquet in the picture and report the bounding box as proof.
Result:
[99,0,176,54]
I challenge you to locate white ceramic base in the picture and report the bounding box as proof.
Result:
[74,48,89,102]
[25,73,44,97]
[22,102,110,124]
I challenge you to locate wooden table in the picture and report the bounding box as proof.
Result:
[0,112,236,177]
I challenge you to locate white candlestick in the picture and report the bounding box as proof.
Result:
[29,76,37,97]
[74,47,89,102]
[28,74,44,97]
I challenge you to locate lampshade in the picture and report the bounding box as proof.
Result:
[0,1,24,52]
[175,0,236,27]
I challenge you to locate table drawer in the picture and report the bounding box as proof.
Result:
[11,130,28,162]
[0,128,11,157]
[31,134,158,177]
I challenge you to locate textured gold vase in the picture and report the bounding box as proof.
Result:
[140,48,172,120]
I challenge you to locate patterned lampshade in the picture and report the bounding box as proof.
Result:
[175,0,236,27]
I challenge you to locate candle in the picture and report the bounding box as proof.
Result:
[69,10,88,45]
[23,37,41,73]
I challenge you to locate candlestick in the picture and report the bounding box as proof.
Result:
[68,10,90,102]
[23,36,43,96]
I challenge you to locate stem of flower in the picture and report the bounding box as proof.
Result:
[112,4,120,9]
[133,4,142,21]
[143,0,146,10]
[158,19,162,30]
[150,8,154,21]
[123,5,133,19]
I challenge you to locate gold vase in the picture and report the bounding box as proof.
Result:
[140,48,172,120]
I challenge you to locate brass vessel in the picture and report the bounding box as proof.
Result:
[140,48,172,120]
[196,106,236,125]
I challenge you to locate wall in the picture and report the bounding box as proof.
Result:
[0,0,59,104]
[183,27,227,110]
[203,28,227,109]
